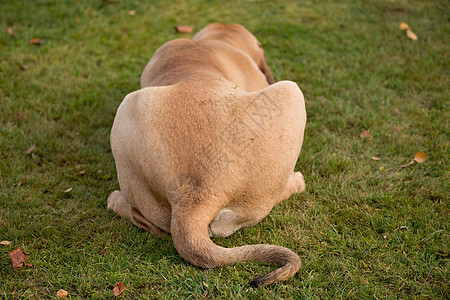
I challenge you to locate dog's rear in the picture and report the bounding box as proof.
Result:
[109,23,306,286]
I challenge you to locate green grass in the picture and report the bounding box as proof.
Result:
[0,0,448,298]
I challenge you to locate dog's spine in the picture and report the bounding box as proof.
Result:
[170,198,301,287]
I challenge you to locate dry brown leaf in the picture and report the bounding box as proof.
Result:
[21,65,30,70]
[1,240,12,246]
[406,28,418,40]
[29,38,43,45]
[399,22,410,30]
[56,289,68,298]
[25,144,36,154]
[10,247,33,269]
[64,187,73,193]
[359,130,372,139]
[414,152,427,163]
[75,170,86,176]
[7,28,14,35]
[128,10,136,16]
[113,282,126,297]
[175,25,195,33]
[371,156,380,161]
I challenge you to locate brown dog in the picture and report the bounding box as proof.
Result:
[107,23,307,286]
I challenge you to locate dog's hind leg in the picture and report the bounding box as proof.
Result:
[107,190,133,220]
[130,208,170,237]
[107,190,170,237]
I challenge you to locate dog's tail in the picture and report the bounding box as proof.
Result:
[171,195,301,287]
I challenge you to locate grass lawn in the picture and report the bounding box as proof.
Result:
[0,0,448,298]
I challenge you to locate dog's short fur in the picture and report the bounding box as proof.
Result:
[108,23,306,286]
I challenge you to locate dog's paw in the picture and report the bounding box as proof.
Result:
[107,190,133,220]
[290,172,306,194]
[107,190,122,210]
[209,209,240,238]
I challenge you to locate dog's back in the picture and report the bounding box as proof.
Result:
[140,38,269,92]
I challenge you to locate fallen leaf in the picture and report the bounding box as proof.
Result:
[414,152,427,163]
[29,38,43,45]
[379,166,385,171]
[359,130,372,139]
[113,282,126,297]
[175,25,195,33]
[406,28,418,40]
[10,247,33,269]
[75,170,85,176]
[1,240,12,246]
[399,159,415,168]
[64,187,73,193]
[20,65,30,70]
[128,10,136,16]
[56,289,68,298]
[399,22,410,30]
[25,144,36,154]
[7,28,14,35]
[371,156,380,161]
